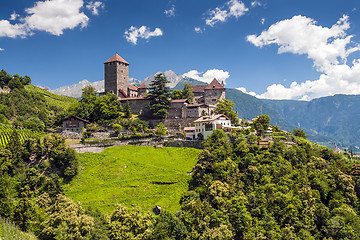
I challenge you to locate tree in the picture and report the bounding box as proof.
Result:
[124,100,132,118]
[147,73,171,119]
[38,194,94,240]
[214,99,239,124]
[146,211,188,239]
[171,90,183,100]
[293,127,307,139]
[183,83,194,104]
[155,122,167,137]
[272,126,280,132]
[75,86,98,121]
[108,204,153,240]
[253,114,270,135]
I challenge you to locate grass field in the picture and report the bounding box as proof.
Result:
[64,145,201,213]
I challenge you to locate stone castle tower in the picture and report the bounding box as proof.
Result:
[104,54,129,97]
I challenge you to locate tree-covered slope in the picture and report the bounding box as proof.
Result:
[176,130,360,239]
[0,70,77,130]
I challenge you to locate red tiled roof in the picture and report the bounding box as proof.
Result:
[104,54,129,64]
[191,85,207,93]
[128,85,138,91]
[205,78,224,89]
[119,89,128,98]
[138,83,148,89]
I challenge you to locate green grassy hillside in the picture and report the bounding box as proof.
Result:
[64,145,201,213]
[25,85,78,110]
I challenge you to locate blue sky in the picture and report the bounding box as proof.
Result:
[0,0,360,100]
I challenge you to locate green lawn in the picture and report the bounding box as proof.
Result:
[64,145,201,213]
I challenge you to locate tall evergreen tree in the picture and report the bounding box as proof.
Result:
[182,83,194,104]
[147,73,171,119]
[124,101,132,118]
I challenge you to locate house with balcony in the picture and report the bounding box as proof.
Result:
[193,114,232,139]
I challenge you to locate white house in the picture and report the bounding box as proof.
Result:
[184,127,196,140]
[193,114,232,139]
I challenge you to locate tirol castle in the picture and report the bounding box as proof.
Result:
[103,54,225,120]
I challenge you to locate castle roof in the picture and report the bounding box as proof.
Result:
[104,54,129,64]
[205,78,224,89]
[138,83,148,89]
[128,85,138,91]
[119,89,128,98]
[191,85,207,93]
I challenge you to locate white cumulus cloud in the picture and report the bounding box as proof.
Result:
[206,0,248,27]
[164,5,175,17]
[0,0,92,38]
[10,12,20,21]
[183,69,230,84]
[0,48,4,51]
[194,27,202,33]
[86,1,104,15]
[124,26,163,45]
[236,87,257,96]
[246,15,360,100]
[24,0,89,36]
[0,20,29,38]
[251,1,262,7]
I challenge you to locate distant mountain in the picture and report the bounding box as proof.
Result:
[172,77,208,90]
[51,77,140,98]
[263,94,360,150]
[143,70,185,88]
[51,79,104,98]
[50,70,198,98]
[129,77,141,86]
[226,88,295,131]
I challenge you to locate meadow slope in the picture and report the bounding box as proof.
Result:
[64,145,202,213]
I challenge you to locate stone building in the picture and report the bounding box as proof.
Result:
[61,115,89,133]
[104,54,148,98]
[104,54,225,119]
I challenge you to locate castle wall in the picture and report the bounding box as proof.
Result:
[138,88,148,97]
[105,61,129,96]
[168,102,187,119]
[204,89,225,106]
[120,98,151,116]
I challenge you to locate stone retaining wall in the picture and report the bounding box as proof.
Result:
[71,139,202,153]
